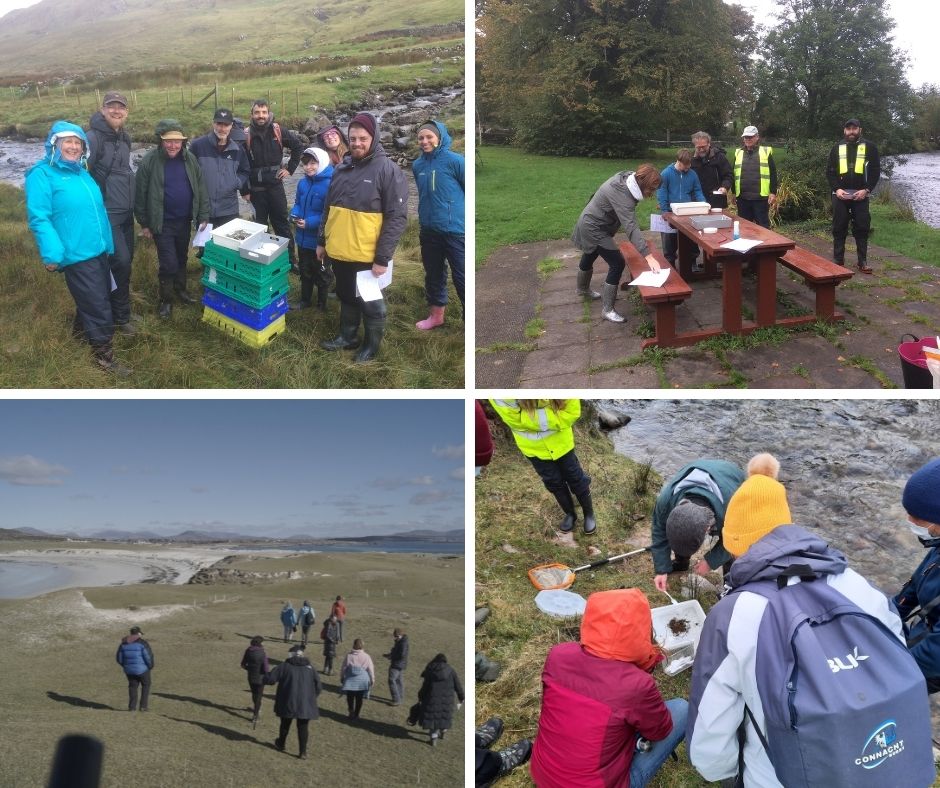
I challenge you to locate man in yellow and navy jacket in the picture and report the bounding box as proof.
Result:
[732,125,777,229]
[826,118,880,274]
[317,112,408,363]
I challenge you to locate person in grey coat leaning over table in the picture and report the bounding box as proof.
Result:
[571,163,663,324]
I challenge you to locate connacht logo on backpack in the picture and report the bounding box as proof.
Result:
[733,565,935,788]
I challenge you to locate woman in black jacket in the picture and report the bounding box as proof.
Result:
[240,635,270,723]
[417,653,464,746]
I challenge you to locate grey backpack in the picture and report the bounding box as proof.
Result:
[733,566,935,787]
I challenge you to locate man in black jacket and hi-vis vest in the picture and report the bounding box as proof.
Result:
[826,118,880,274]
[317,112,408,363]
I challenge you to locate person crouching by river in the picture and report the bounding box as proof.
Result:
[894,458,940,691]
[25,121,131,376]
[134,119,209,319]
[570,164,662,323]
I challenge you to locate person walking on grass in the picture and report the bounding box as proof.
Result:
[298,600,316,648]
[385,628,409,705]
[417,653,464,747]
[321,614,340,675]
[116,626,154,712]
[412,120,464,331]
[241,635,270,723]
[280,600,297,643]
[340,638,375,720]
[330,595,346,642]
[489,398,597,535]
[25,121,131,377]
[263,643,321,760]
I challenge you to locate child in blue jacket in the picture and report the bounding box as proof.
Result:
[290,147,333,310]
[412,120,464,330]
[657,149,705,268]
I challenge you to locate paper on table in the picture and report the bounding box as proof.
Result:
[650,214,676,233]
[720,238,763,253]
[192,224,213,248]
[629,269,670,288]
[356,260,394,301]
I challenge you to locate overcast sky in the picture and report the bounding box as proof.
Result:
[0,400,465,538]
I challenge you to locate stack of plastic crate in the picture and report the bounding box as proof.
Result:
[200,219,290,348]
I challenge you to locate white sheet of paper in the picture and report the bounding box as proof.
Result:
[720,238,763,253]
[629,269,670,288]
[109,272,117,292]
[192,223,213,248]
[650,213,676,233]
[356,260,394,301]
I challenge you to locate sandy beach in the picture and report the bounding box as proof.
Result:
[0,546,239,598]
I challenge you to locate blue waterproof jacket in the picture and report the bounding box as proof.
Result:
[116,635,154,676]
[290,164,333,250]
[895,542,940,683]
[25,121,113,267]
[280,605,297,628]
[657,163,705,213]
[412,121,464,236]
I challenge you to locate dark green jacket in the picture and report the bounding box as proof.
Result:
[134,146,209,234]
[650,459,745,574]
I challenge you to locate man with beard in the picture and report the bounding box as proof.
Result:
[85,91,137,334]
[244,99,303,272]
[317,113,408,362]
[826,118,880,274]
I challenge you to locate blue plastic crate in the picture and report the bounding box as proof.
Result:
[202,287,289,331]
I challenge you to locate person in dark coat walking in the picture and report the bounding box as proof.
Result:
[417,653,464,746]
[240,635,270,723]
[262,643,322,760]
[116,626,154,711]
[322,614,339,675]
[385,628,409,705]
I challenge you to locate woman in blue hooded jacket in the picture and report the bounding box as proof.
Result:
[412,120,464,330]
[289,147,334,310]
[25,120,130,375]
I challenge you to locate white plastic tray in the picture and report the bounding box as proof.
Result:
[238,233,290,264]
[211,218,268,251]
[672,202,711,216]
[652,599,706,675]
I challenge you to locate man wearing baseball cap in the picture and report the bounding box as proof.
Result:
[190,107,250,234]
[826,118,880,274]
[732,125,777,229]
[85,91,138,334]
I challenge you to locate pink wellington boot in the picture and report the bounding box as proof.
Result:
[416,305,445,330]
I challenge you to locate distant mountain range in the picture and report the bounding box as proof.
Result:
[0,526,464,545]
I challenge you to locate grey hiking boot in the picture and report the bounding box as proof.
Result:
[474,607,491,627]
[576,268,601,299]
[497,739,533,777]
[601,283,625,323]
[475,651,502,682]
[476,717,504,749]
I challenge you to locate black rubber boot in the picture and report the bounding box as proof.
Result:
[158,277,174,319]
[354,298,386,363]
[321,302,361,351]
[92,341,132,377]
[576,491,597,535]
[551,488,577,532]
[833,235,846,266]
[174,267,198,304]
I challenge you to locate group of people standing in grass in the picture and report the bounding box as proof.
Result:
[24,90,465,373]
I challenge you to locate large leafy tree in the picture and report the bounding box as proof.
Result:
[757,0,914,149]
[477,0,750,156]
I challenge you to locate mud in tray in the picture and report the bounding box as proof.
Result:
[202,240,290,283]
[202,305,286,348]
[651,599,706,675]
[201,264,290,310]
[202,286,288,331]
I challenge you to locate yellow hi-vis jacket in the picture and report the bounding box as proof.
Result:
[838,142,866,175]
[734,146,773,197]
[489,399,581,460]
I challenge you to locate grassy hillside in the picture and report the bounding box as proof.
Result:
[0,183,464,388]
[0,549,465,787]
[0,0,463,76]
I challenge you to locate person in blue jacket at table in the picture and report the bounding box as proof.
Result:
[25,120,131,376]
[412,120,464,331]
[289,146,333,311]
[657,149,705,271]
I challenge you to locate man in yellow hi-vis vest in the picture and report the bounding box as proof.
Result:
[732,125,777,229]
[826,118,881,274]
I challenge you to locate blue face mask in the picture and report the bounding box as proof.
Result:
[909,522,932,540]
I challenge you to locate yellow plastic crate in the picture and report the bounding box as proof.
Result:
[201,305,286,348]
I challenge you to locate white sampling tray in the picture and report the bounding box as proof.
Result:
[671,202,712,216]
[651,599,706,675]
[239,233,290,264]
[211,218,268,251]
[535,589,587,618]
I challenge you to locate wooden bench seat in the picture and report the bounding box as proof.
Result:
[620,241,693,348]
[778,247,853,322]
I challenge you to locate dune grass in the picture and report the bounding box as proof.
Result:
[0,549,465,788]
[0,184,464,389]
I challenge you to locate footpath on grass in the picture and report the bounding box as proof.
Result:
[475,230,940,389]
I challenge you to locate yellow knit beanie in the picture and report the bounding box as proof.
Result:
[723,453,791,557]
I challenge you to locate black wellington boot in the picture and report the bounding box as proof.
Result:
[354,298,387,363]
[158,277,174,319]
[576,491,597,535]
[551,488,577,532]
[321,302,362,351]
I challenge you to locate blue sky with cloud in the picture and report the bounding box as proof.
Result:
[0,399,465,538]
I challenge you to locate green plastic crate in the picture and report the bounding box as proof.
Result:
[202,239,290,284]
[201,264,290,309]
